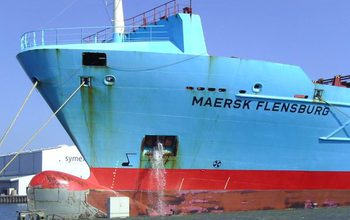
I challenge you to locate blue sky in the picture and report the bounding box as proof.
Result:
[0,0,350,154]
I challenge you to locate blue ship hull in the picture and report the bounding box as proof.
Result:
[17,48,350,171]
[16,5,350,218]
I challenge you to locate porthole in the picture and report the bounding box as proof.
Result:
[104,75,116,86]
[252,83,263,93]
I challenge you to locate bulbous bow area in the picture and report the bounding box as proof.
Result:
[27,170,149,218]
[27,171,119,218]
[29,170,101,190]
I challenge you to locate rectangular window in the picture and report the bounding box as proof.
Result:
[82,52,107,66]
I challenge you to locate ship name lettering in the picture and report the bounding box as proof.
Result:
[192,96,251,109]
[192,96,329,116]
[256,101,329,115]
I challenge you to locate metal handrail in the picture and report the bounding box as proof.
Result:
[20,0,192,50]
[124,0,189,29]
[20,25,168,50]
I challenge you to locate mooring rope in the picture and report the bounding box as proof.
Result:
[0,82,85,175]
[321,98,350,119]
[0,81,39,149]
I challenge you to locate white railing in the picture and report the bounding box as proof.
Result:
[20,0,194,50]
[20,25,169,50]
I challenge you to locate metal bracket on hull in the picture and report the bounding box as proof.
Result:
[319,137,350,142]
[318,96,350,142]
[320,119,350,142]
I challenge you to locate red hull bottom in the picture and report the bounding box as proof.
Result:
[28,169,350,217]
[122,190,346,215]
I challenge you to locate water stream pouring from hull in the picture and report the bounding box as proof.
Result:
[150,142,167,216]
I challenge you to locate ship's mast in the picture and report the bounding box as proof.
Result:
[114,0,125,41]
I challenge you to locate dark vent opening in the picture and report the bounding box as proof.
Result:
[141,135,178,157]
[31,77,39,84]
[208,88,216,92]
[82,52,107,66]
[81,77,92,87]
[239,90,246,94]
